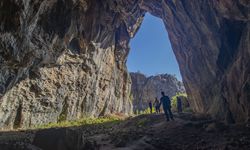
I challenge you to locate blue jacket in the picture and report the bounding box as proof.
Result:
[160,96,171,108]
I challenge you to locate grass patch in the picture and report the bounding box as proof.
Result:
[135,107,156,115]
[33,115,123,129]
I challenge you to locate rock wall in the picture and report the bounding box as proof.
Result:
[153,0,250,123]
[130,72,185,111]
[0,0,145,129]
[0,0,249,129]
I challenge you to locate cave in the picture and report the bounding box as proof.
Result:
[127,13,185,112]
[0,0,249,131]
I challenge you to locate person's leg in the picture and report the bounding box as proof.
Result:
[177,102,180,113]
[168,108,174,120]
[163,108,170,121]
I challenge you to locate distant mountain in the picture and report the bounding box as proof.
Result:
[130,72,185,111]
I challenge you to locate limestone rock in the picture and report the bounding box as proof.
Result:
[130,72,185,111]
[0,0,137,129]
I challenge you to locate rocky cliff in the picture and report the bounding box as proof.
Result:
[0,0,249,129]
[0,0,139,129]
[130,72,185,111]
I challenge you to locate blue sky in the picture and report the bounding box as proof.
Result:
[126,13,182,81]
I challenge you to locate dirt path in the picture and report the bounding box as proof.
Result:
[0,113,250,150]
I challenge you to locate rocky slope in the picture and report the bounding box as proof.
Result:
[0,0,249,129]
[1,113,250,150]
[130,72,185,111]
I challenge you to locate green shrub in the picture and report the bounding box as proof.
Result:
[171,93,189,112]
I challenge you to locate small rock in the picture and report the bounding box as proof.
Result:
[205,123,217,132]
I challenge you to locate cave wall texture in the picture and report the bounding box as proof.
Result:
[0,0,249,129]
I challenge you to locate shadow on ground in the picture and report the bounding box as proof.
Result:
[0,113,250,150]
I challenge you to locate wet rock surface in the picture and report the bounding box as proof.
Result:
[0,0,249,129]
[130,72,185,111]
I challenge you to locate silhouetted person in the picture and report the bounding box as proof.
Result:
[148,101,153,114]
[154,97,160,114]
[177,96,182,113]
[160,92,174,121]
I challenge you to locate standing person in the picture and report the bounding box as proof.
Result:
[177,96,182,113]
[148,101,153,114]
[154,97,160,114]
[160,92,174,121]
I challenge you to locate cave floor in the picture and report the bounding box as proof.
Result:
[0,113,250,150]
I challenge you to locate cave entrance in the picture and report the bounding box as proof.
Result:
[127,13,182,80]
[126,13,185,113]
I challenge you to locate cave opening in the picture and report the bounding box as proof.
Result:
[126,13,182,81]
[126,13,186,112]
